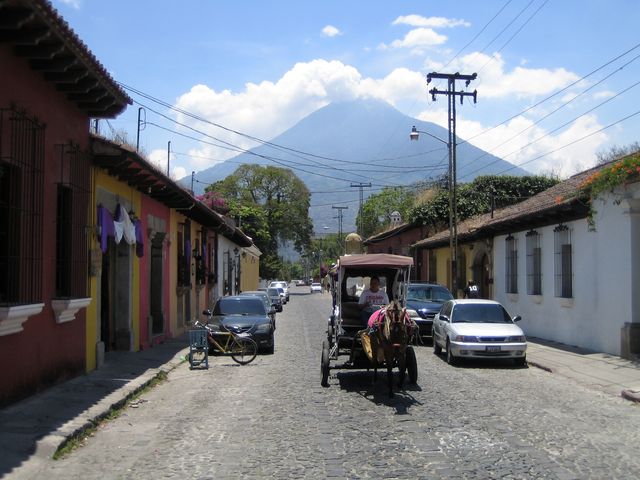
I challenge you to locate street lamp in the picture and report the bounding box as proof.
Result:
[410,125,458,296]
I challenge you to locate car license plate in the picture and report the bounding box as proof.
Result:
[237,332,251,338]
[486,346,501,352]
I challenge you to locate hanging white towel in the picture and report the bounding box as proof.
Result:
[114,204,137,245]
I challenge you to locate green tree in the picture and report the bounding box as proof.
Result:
[357,187,417,239]
[410,175,559,227]
[206,164,313,278]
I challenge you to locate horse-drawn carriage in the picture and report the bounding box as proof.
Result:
[320,253,418,397]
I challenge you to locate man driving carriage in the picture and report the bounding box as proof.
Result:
[357,275,389,323]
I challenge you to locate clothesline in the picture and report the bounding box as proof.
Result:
[97,204,144,257]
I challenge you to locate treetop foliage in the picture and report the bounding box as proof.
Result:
[205,164,313,278]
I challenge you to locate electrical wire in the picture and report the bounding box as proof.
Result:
[457,41,640,147]
[459,77,640,180]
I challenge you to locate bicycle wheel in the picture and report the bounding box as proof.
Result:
[229,337,258,365]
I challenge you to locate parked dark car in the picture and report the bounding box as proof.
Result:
[266,287,283,312]
[211,296,275,353]
[406,283,454,340]
[240,290,276,329]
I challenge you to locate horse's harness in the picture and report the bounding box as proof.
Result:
[373,302,409,348]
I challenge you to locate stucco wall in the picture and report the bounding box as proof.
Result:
[0,46,91,404]
[494,185,640,355]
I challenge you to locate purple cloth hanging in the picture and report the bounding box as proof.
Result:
[135,219,144,258]
[97,205,115,253]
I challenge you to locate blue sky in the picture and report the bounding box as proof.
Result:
[53,0,640,181]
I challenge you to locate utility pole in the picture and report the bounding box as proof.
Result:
[136,107,145,152]
[332,205,348,253]
[167,141,171,177]
[350,182,371,236]
[191,171,195,194]
[426,71,477,297]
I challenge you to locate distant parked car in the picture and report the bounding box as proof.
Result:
[432,299,527,366]
[405,283,453,341]
[210,296,275,354]
[295,279,305,286]
[310,282,322,293]
[266,287,283,312]
[240,290,277,329]
[269,281,289,302]
[274,286,287,305]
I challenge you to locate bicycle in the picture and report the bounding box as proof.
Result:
[194,318,258,365]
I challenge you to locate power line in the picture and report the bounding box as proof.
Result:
[442,0,515,69]
[459,77,640,180]
[457,41,640,147]
[483,108,640,176]
[474,0,549,78]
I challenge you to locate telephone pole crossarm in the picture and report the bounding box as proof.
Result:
[428,88,477,104]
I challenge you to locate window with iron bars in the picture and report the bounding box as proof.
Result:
[526,230,542,295]
[54,143,90,298]
[0,108,44,306]
[554,225,572,298]
[505,235,518,294]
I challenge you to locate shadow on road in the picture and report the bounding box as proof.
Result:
[335,370,423,414]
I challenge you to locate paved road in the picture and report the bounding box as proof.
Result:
[44,287,640,479]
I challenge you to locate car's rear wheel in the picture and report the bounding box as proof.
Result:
[446,339,457,365]
[433,337,442,355]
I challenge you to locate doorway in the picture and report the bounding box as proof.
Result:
[100,238,132,351]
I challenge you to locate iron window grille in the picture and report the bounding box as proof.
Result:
[0,107,44,306]
[505,235,518,294]
[54,143,90,298]
[526,230,542,295]
[554,225,572,298]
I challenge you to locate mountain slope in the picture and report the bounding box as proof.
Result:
[191,99,528,232]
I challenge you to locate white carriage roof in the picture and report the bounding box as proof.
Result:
[339,253,413,268]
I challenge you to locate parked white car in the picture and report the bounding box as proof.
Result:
[269,281,289,302]
[432,299,527,366]
[310,282,322,293]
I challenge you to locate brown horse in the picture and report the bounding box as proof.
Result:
[369,300,412,398]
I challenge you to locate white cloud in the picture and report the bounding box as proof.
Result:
[380,28,448,51]
[322,25,342,37]
[170,56,594,178]
[417,109,607,178]
[173,60,430,171]
[392,15,470,28]
[447,52,579,99]
[58,0,82,8]
[148,148,186,180]
[593,90,615,100]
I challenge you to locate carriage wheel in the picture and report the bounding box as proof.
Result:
[321,340,330,387]
[406,346,418,384]
[327,325,334,346]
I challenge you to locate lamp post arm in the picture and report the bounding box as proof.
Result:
[409,126,448,145]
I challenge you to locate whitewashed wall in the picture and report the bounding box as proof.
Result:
[493,183,640,355]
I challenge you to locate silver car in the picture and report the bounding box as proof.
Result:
[432,299,527,366]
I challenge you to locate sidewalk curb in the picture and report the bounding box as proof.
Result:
[47,349,188,459]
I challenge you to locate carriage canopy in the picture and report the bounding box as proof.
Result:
[338,253,413,269]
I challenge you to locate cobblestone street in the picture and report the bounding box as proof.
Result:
[46,287,640,479]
